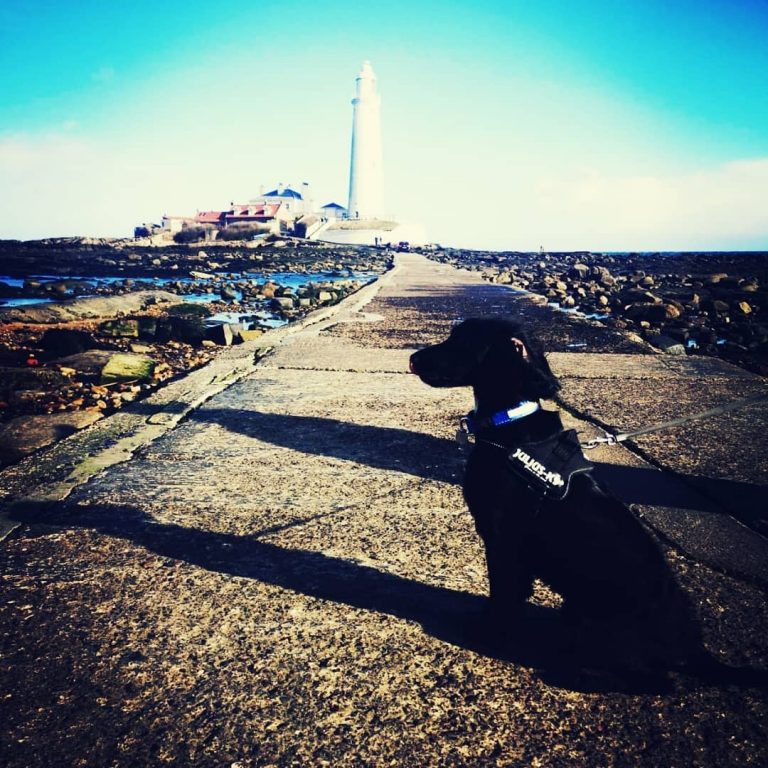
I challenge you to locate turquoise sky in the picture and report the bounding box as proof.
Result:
[1,0,766,249]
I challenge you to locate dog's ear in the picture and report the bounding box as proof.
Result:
[510,337,529,360]
[508,332,561,400]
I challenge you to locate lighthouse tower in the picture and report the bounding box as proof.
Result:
[347,61,383,219]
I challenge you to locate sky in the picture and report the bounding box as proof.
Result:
[1,0,767,251]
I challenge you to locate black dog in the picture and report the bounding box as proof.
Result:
[410,318,726,685]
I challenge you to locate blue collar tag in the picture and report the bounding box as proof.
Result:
[463,401,540,435]
[490,401,540,426]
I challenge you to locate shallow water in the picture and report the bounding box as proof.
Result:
[0,270,379,320]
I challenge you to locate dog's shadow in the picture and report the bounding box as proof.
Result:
[186,407,766,529]
[13,500,670,695]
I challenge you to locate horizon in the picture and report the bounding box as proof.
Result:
[1,0,767,251]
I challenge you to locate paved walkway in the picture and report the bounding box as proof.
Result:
[1,254,767,767]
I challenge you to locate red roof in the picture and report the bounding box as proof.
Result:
[225,203,280,220]
[196,211,226,224]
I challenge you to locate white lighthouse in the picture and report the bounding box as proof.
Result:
[347,60,383,220]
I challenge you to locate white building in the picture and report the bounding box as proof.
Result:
[314,61,425,247]
[347,61,383,219]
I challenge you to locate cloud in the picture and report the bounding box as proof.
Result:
[2,127,766,250]
[0,131,271,239]
[523,158,768,251]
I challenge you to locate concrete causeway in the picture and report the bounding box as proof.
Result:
[1,254,767,767]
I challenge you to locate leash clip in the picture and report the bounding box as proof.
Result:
[583,429,619,450]
[456,417,474,446]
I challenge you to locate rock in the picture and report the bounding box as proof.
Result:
[206,323,235,346]
[99,318,140,338]
[154,316,206,345]
[624,302,675,323]
[238,329,265,342]
[594,266,616,286]
[648,334,687,355]
[0,291,183,324]
[568,263,590,280]
[54,350,114,375]
[271,297,295,310]
[0,410,103,466]
[137,316,158,340]
[317,291,335,304]
[39,328,96,357]
[220,284,238,302]
[100,353,156,384]
[707,299,730,314]
[736,301,753,315]
[0,367,68,394]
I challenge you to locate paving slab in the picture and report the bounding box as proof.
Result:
[1,253,767,768]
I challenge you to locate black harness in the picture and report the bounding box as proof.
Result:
[460,404,593,501]
[502,428,593,501]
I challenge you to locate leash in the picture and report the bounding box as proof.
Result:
[582,393,768,450]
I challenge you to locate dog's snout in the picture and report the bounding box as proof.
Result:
[408,353,419,374]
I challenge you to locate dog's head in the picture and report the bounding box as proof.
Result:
[409,318,560,401]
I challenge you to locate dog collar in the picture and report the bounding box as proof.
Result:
[460,400,540,436]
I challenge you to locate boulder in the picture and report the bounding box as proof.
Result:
[0,411,104,467]
[39,328,96,357]
[238,329,265,342]
[271,296,295,310]
[648,334,687,355]
[100,353,156,384]
[706,299,730,314]
[154,316,206,345]
[99,318,140,338]
[206,323,235,346]
[568,263,590,280]
[53,350,114,375]
[220,284,238,302]
[624,302,673,323]
[137,316,158,340]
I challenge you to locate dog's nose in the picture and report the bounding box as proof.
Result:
[408,355,418,374]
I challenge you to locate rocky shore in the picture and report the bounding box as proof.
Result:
[0,235,389,281]
[427,249,768,376]
[2,238,766,466]
[0,238,390,465]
